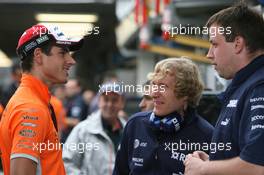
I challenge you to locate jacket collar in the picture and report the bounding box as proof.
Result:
[20,73,50,105]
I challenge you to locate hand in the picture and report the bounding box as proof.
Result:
[184,154,206,175]
[192,151,209,161]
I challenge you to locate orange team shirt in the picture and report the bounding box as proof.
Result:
[50,95,66,135]
[0,103,4,119]
[0,74,66,175]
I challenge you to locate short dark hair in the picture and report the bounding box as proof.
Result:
[20,51,34,72]
[206,2,264,53]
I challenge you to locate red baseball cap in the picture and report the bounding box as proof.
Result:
[16,24,83,59]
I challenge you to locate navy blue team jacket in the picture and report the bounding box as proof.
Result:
[113,108,214,175]
[210,55,264,166]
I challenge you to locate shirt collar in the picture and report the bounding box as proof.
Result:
[20,73,51,105]
[231,54,264,87]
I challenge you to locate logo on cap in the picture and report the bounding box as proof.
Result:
[24,41,37,52]
[36,35,49,44]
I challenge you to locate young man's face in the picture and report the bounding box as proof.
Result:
[207,24,237,79]
[41,45,76,84]
[151,74,187,116]
[139,94,154,112]
[139,86,154,112]
[99,92,124,120]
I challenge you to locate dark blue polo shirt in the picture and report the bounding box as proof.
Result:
[113,108,214,175]
[210,55,264,166]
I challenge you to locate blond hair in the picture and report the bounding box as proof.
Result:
[148,57,204,107]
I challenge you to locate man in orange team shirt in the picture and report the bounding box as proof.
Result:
[0,24,83,175]
[0,103,3,118]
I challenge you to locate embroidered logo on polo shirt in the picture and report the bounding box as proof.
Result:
[133,139,147,149]
[227,100,238,107]
[171,151,186,162]
[21,122,37,127]
[251,105,264,111]
[134,139,140,149]
[19,129,36,138]
[221,118,230,126]
[132,157,144,167]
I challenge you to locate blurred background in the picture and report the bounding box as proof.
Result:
[0,0,264,123]
[1,0,264,173]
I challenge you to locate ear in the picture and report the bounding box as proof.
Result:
[33,48,43,65]
[234,36,245,54]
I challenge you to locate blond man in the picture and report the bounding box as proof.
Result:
[113,58,214,175]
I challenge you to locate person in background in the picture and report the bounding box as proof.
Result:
[53,85,66,102]
[82,89,95,106]
[0,62,22,108]
[63,83,126,175]
[89,72,119,113]
[61,79,88,143]
[82,88,95,114]
[139,80,154,112]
